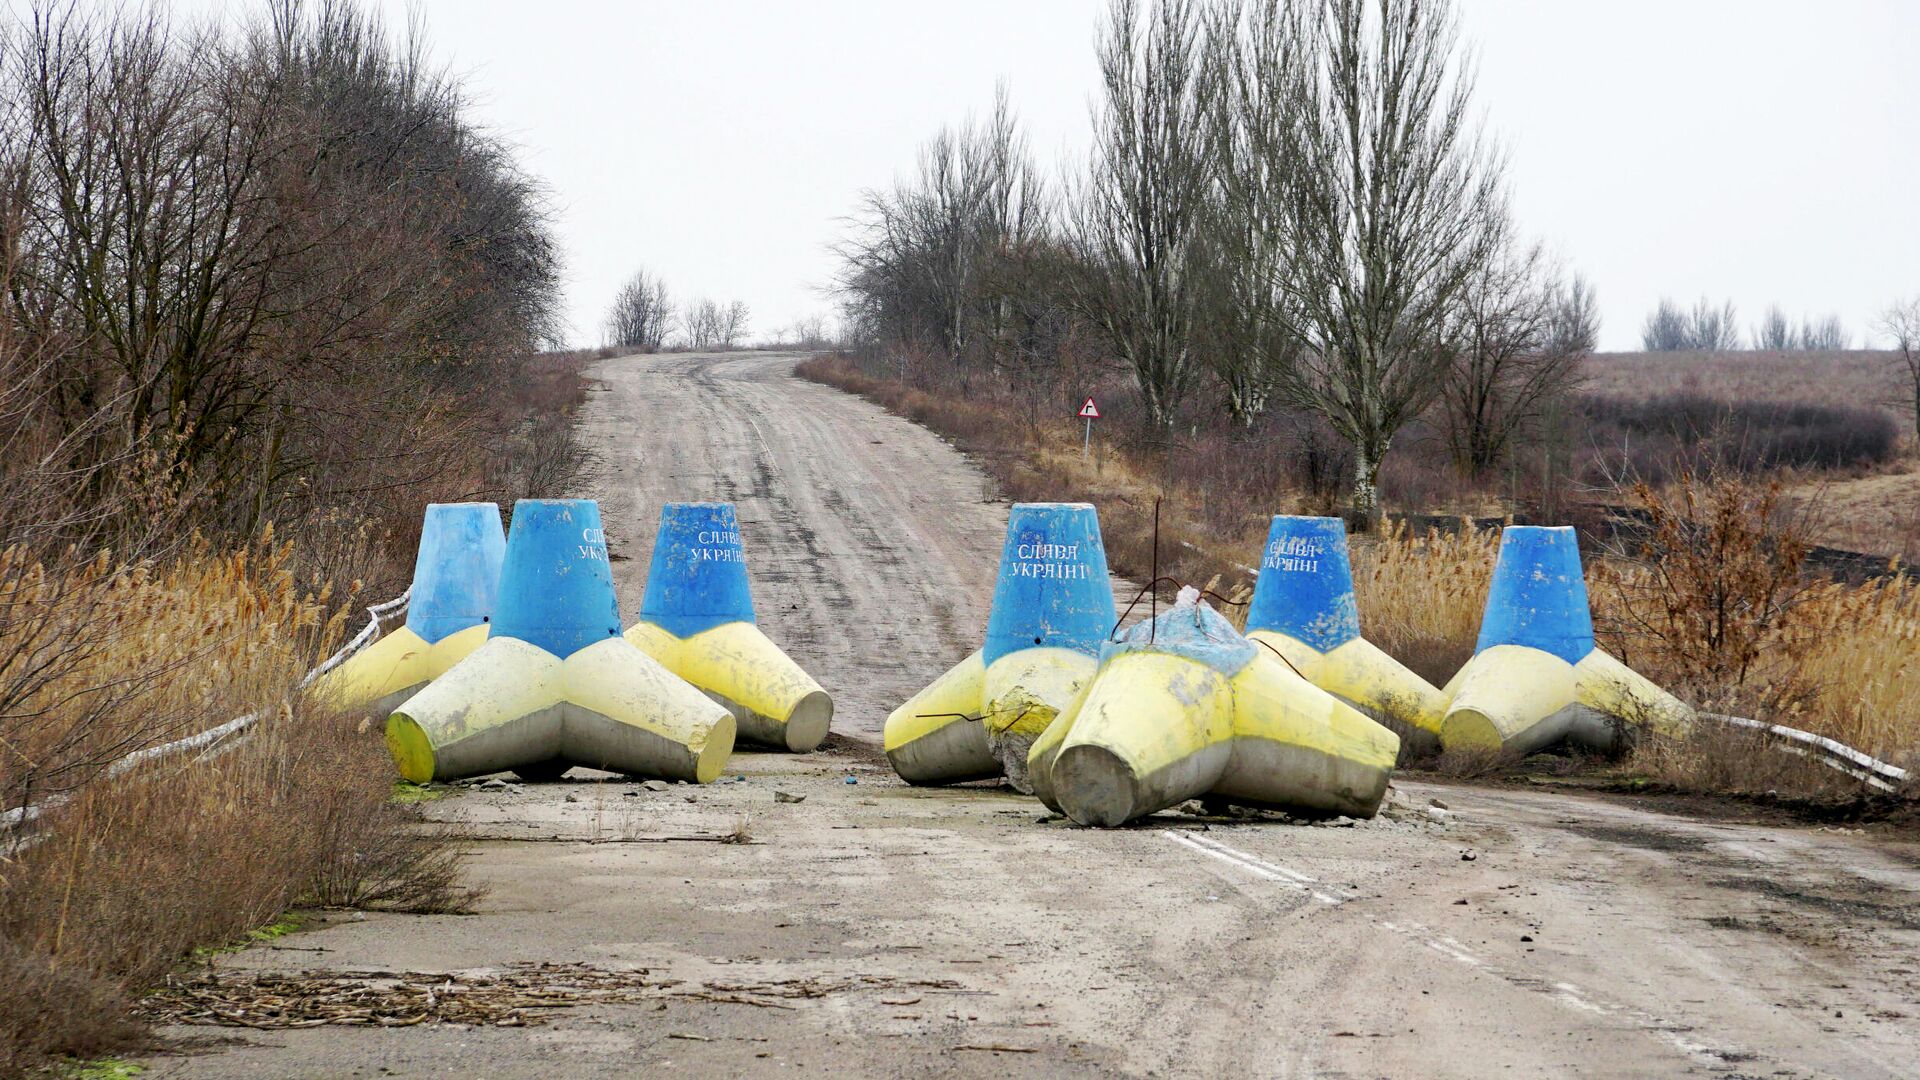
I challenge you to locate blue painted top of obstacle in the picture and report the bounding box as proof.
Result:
[1475,525,1596,664]
[1101,593,1257,675]
[983,503,1116,666]
[639,502,757,638]
[490,499,623,658]
[405,502,507,644]
[1244,515,1361,652]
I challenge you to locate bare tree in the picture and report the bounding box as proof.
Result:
[1642,298,1691,351]
[604,269,673,352]
[1878,297,1920,443]
[835,87,1047,368]
[1232,0,1506,525]
[1687,297,1741,350]
[679,298,750,350]
[1642,296,1739,351]
[1754,304,1794,351]
[1,0,559,533]
[1547,273,1600,354]
[718,300,751,349]
[1072,0,1222,430]
[1439,237,1589,477]
[682,299,721,350]
[1203,0,1299,427]
[1800,313,1850,351]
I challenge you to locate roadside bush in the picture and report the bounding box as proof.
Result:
[0,538,477,1075]
[1582,393,1898,483]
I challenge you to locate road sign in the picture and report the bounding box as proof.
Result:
[1079,397,1100,455]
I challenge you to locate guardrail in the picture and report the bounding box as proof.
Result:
[1705,712,1909,793]
[2,587,411,840]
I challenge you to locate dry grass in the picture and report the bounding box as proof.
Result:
[0,535,479,1075]
[1583,350,1909,418]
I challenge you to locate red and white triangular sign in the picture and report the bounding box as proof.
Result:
[1078,397,1101,419]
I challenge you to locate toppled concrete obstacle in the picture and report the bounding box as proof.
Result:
[1028,588,1400,827]
[1243,515,1449,748]
[1441,525,1693,756]
[312,502,506,714]
[884,503,1115,792]
[387,499,735,784]
[625,502,833,751]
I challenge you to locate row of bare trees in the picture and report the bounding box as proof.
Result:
[602,268,751,352]
[835,0,1593,524]
[1,0,561,549]
[1644,298,1852,352]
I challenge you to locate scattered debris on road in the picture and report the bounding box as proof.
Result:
[144,964,969,1031]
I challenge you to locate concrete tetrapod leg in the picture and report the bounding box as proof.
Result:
[386,499,735,784]
[883,503,1115,792]
[624,502,832,752]
[312,502,506,715]
[1441,525,1693,756]
[1242,515,1448,753]
[1029,588,1399,827]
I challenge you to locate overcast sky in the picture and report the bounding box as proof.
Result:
[182,1,1920,350]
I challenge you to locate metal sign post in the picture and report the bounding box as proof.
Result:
[1078,397,1100,455]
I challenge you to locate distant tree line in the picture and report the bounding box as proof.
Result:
[1641,297,1854,352]
[832,0,1596,526]
[603,268,751,352]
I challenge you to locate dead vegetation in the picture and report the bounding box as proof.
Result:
[141,964,968,1030]
[0,536,482,1074]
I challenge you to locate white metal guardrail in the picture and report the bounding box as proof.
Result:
[1705,712,1909,793]
[2,587,411,839]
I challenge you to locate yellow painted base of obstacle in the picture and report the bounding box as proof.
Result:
[1440,645,1695,756]
[883,647,1099,791]
[1028,630,1400,827]
[884,650,994,784]
[387,636,736,784]
[625,620,832,752]
[311,623,490,716]
[1247,628,1448,746]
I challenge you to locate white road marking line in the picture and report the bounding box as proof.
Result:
[1555,982,1609,1015]
[1373,920,1739,1067]
[1426,940,1481,966]
[1165,829,1748,1068]
[1159,831,1345,905]
[1174,830,1357,906]
[1178,831,1323,884]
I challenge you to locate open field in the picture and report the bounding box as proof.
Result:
[134,352,1920,1079]
[1583,351,1910,417]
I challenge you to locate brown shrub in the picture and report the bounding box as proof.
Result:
[0,537,478,1075]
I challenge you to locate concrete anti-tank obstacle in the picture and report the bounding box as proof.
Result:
[884,502,1116,792]
[624,502,833,752]
[386,499,735,784]
[1440,525,1693,756]
[1026,587,1400,827]
[310,502,506,715]
[1243,515,1449,751]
